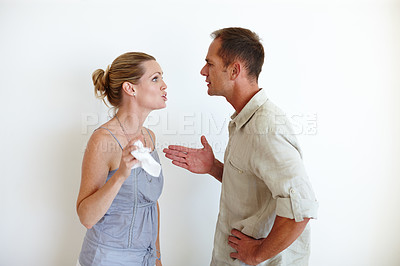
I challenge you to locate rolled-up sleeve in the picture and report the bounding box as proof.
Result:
[250,129,319,222]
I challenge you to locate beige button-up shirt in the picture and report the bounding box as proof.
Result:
[210,89,318,266]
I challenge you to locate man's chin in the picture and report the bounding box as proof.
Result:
[207,87,217,96]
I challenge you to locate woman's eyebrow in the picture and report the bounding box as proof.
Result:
[149,71,163,77]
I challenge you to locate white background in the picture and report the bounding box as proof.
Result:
[1,0,399,265]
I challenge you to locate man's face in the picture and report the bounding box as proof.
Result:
[200,38,231,96]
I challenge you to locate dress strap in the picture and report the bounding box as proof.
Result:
[144,128,155,149]
[96,127,123,150]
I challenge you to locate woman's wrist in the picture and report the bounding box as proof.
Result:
[113,170,129,184]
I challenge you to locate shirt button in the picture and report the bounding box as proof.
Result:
[290,188,296,194]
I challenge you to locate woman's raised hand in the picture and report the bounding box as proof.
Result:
[117,139,139,179]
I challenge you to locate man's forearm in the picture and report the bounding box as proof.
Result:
[209,159,224,182]
[255,216,310,262]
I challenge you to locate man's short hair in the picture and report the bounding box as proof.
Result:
[211,27,265,81]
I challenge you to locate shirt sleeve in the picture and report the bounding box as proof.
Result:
[249,130,319,222]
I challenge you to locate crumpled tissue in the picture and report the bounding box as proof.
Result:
[131,140,161,177]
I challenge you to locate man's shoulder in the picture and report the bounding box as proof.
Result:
[248,99,292,135]
[258,98,286,115]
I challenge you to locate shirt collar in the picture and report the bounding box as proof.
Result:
[230,88,268,129]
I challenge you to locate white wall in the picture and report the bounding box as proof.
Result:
[1,0,399,265]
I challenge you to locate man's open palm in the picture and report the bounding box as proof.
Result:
[163,136,215,174]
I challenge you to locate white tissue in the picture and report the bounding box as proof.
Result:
[131,140,161,177]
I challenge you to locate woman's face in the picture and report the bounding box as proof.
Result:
[135,60,167,111]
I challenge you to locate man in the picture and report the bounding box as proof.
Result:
[163,27,318,265]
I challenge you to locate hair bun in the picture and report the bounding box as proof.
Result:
[92,65,110,101]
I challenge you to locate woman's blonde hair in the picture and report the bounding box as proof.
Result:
[92,52,155,107]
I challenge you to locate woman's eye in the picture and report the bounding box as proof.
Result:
[152,77,158,82]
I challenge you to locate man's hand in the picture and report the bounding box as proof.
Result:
[228,229,263,266]
[163,136,215,174]
[229,217,311,265]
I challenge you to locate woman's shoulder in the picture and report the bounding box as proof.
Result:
[143,127,156,149]
[87,124,121,152]
[144,127,156,139]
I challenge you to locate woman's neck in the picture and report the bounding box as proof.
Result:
[115,105,150,137]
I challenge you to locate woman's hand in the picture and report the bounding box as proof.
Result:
[116,139,139,179]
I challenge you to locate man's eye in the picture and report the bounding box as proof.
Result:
[152,77,158,82]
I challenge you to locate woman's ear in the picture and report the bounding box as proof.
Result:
[122,81,136,97]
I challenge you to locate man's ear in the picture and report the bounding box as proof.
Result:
[230,62,241,80]
[122,81,136,97]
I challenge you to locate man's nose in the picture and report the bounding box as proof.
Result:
[200,64,208,76]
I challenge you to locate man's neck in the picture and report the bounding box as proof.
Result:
[226,83,260,114]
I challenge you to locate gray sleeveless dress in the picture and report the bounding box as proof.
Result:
[79,127,163,266]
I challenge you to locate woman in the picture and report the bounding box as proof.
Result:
[76,52,167,266]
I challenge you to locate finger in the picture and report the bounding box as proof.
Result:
[123,149,137,160]
[231,229,246,239]
[123,141,138,154]
[167,145,196,153]
[172,160,189,170]
[228,235,240,245]
[165,153,186,163]
[124,143,138,154]
[228,240,238,250]
[127,158,139,167]
[201,135,212,151]
[230,252,239,260]
[163,149,188,158]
